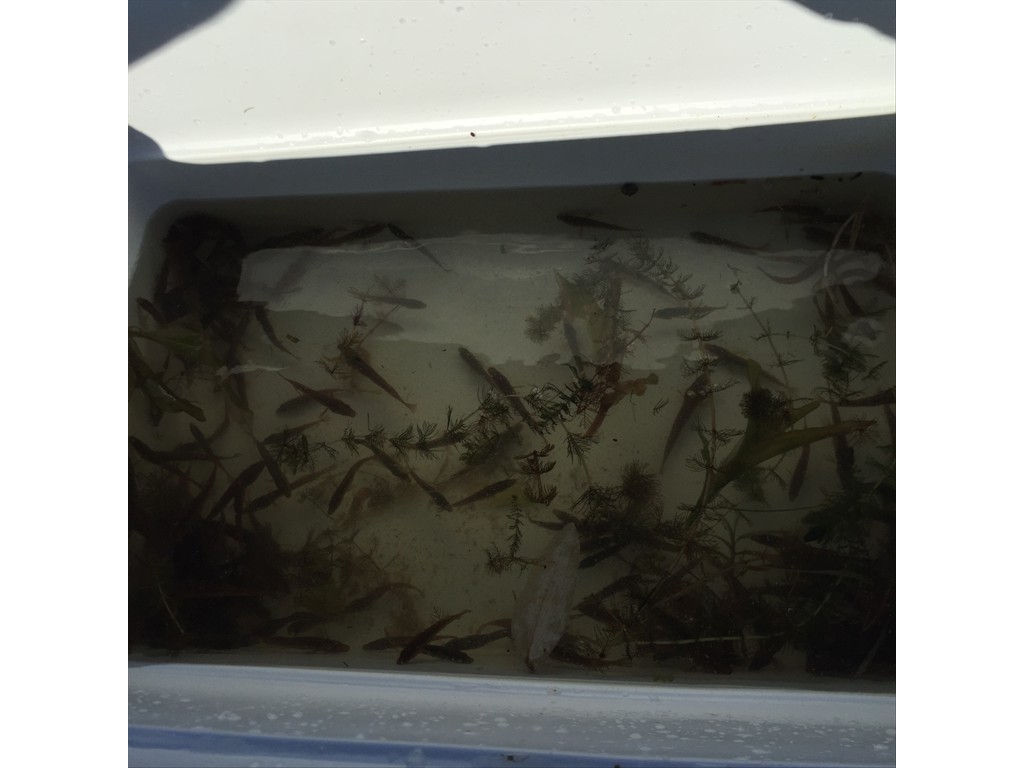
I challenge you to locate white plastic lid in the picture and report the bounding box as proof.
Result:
[128,0,895,164]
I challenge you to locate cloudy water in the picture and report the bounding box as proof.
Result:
[128,174,895,685]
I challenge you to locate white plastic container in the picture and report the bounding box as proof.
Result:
[129,3,895,765]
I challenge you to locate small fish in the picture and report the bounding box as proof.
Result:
[255,439,292,498]
[653,304,725,320]
[883,402,895,444]
[550,641,628,669]
[452,423,524,478]
[348,486,373,515]
[787,443,811,501]
[349,290,426,309]
[129,326,221,370]
[837,387,896,408]
[689,231,767,255]
[755,203,826,218]
[217,362,288,380]
[802,224,844,247]
[834,283,867,319]
[562,317,582,361]
[320,222,387,246]
[579,542,624,569]
[703,344,788,389]
[258,611,319,636]
[583,371,658,439]
[187,423,230,472]
[660,372,712,471]
[441,627,511,652]
[408,468,453,511]
[363,636,411,651]
[397,610,471,664]
[575,575,641,610]
[363,317,405,336]
[254,226,325,249]
[355,439,410,482]
[209,461,266,518]
[458,346,495,386]
[135,297,167,326]
[138,378,207,422]
[129,436,213,465]
[245,487,286,515]
[528,517,565,531]
[342,347,416,412]
[263,417,327,447]
[758,254,824,285]
[387,222,451,272]
[249,303,299,360]
[185,467,218,522]
[342,582,419,614]
[328,456,375,515]
[281,376,356,417]
[264,636,350,653]
[275,388,347,415]
[282,613,336,635]
[420,644,473,664]
[246,467,334,514]
[557,213,637,232]
[452,478,517,508]
[487,367,542,434]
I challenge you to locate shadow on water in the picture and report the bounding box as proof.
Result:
[791,0,895,39]
[129,0,236,65]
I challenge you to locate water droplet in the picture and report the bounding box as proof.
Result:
[329,39,336,46]
[611,105,621,114]
[192,119,201,125]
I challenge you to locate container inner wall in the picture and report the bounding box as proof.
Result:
[129,173,895,689]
